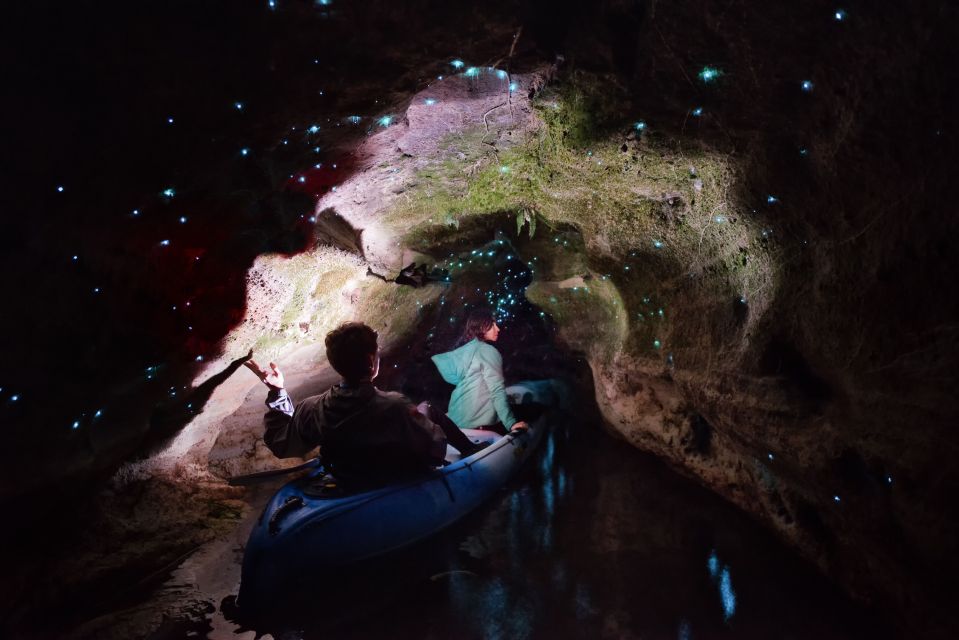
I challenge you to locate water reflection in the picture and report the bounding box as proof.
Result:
[706,549,738,621]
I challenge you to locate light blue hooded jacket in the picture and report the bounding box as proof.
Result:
[431,339,517,429]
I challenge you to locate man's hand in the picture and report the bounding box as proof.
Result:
[510,421,529,433]
[244,359,285,390]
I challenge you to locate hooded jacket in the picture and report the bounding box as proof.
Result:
[262,383,447,484]
[431,339,517,429]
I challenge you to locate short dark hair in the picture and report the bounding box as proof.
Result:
[325,322,378,381]
[458,308,496,346]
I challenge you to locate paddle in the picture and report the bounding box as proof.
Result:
[227,458,322,486]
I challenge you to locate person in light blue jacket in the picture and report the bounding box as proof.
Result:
[426,308,529,435]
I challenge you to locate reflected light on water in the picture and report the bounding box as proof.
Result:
[719,567,737,620]
[707,549,737,622]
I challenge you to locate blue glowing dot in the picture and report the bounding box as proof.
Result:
[94,409,102,418]
[509,82,518,92]
[72,255,78,261]
[799,147,809,156]
[377,115,392,127]
[886,475,893,484]
[833,495,841,503]
[347,115,361,124]
[767,452,774,461]
[500,165,510,173]
[298,176,306,183]
[714,215,727,224]
[313,146,321,153]
[179,216,187,224]
[450,59,464,69]
[240,148,250,156]
[268,0,276,8]
[834,9,846,21]
[464,67,480,78]
[653,339,662,349]
[633,120,647,131]
[132,209,140,216]
[719,568,737,621]
[167,117,174,124]
[699,66,722,83]
[692,106,704,116]
[160,239,170,246]
[308,125,320,134]
[653,239,663,248]
[707,551,719,578]
[424,98,437,106]
[162,188,175,198]
[195,355,203,362]
[72,420,80,429]
[234,101,244,110]
[801,80,814,92]
[496,69,507,79]
[282,139,288,145]
[10,395,19,402]
[93,287,100,293]
[767,195,779,204]
[57,185,64,192]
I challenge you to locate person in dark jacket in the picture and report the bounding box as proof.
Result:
[244,322,482,486]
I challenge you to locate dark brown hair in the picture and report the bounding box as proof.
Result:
[457,308,496,346]
[325,322,378,381]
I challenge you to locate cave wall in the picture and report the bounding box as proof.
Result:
[515,0,959,630]
[4,0,956,635]
[253,0,956,630]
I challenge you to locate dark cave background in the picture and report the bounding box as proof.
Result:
[1,0,958,636]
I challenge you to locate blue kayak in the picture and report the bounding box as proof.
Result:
[238,383,554,605]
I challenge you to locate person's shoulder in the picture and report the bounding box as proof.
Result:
[372,390,423,426]
[295,391,327,412]
[374,388,413,407]
[475,340,502,359]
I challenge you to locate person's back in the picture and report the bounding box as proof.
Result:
[274,381,445,485]
[431,309,528,434]
[246,321,482,487]
[433,338,514,429]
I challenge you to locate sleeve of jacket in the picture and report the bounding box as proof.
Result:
[477,345,517,429]
[396,400,448,465]
[262,388,322,459]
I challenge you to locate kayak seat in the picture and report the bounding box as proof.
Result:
[300,473,350,499]
[444,429,500,464]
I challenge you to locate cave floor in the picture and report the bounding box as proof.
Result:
[64,415,889,640]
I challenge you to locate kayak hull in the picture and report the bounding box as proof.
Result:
[238,383,552,607]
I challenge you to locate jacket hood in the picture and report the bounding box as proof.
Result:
[431,339,481,385]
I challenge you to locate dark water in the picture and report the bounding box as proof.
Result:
[220,414,888,640]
